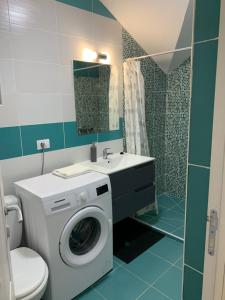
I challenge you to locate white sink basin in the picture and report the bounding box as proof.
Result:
[80,153,155,174]
[92,155,125,169]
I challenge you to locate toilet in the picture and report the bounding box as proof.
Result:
[5,195,49,300]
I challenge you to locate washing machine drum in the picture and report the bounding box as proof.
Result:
[59,206,111,267]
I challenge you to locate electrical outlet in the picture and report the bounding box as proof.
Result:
[37,139,50,150]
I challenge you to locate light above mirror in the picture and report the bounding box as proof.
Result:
[82,48,109,64]
[82,48,98,62]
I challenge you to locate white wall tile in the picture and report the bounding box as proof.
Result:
[0,0,124,193]
[61,94,76,122]
[0,30,12,59]
[14,61,61,93]
[59,34,95,65]
[95,42,122,65]
[0,0,10,26]
[96,139,123,158]
[0,59,16,94]
[1,139,123,194]
[57,11,122,65]
[0,21,10,32]
[16,94,63,125]
[56,2,94,39]
[0,94,19,127]
[92,13,122,46]
[11,24,60,63]
[8,0,57,32]
[58,64,74,94]
[1,154,47,194]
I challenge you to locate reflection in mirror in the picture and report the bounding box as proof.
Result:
[73,60,120,135]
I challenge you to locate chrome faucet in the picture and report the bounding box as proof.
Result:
[103,148,113,159]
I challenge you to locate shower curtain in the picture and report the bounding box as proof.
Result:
[123,60,149,156]
[109,65,119,131]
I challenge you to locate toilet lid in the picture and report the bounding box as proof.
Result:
[10,247,48,299]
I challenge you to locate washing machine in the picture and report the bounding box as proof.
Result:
[14,171,113,300]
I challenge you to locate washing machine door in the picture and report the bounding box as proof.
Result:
[59,206,112,267]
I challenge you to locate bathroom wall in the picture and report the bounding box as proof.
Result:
[122,29,191,199]
[121,16,221,297]
[183,0,221,298]
[165,58,191,199]
[0,0,123,193]
[122,29,167,195]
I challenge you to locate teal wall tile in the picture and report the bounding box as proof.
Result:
[194,0,221,42]
[0,127,22,160]
[64,122,97,148]
[93,0,115,19]
[0,121,123,159]
[189,40,218,167]
[185,165,209,272]
[64,120,122,147]
[56,0,115,20]
[98,130,122,142]
[21,123,64,156]
[184,0,221,296]
[183,265,203,300]
[56,0,92,11]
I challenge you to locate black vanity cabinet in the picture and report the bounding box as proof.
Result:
[109,160,155,223]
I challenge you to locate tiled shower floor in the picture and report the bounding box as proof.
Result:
[136,195,185,240]
[74,236,183,300]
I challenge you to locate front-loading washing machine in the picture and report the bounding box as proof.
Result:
[15,171,113,300]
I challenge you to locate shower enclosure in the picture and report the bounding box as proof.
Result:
[122,29,191,241]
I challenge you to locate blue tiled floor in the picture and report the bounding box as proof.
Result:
[74,236,184,300]
[136,194,185,240]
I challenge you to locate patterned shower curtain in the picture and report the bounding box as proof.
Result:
[109,65,119,130]
[123,60,149,156]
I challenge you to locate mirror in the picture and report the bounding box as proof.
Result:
[73,60,120,135]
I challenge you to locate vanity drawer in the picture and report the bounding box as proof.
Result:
[113,184,155,223]
[110,168,135,198]
[110,161,155,198]
[113,192,133,223]
[133,184,155,210]
[133,161,155,189]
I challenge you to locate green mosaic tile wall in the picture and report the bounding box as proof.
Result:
[165,58,191,199]
[122,29,191,198]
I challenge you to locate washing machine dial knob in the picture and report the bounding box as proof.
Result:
[79,192,87,203]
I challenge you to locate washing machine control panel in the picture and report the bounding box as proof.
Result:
[41,177,111,215]
[96,184,109,196]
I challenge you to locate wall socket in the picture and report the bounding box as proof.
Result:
[37,139,50,150]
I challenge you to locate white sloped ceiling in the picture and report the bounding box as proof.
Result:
[100,0,193,73]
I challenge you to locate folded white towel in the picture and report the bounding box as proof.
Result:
[52,164,91,179]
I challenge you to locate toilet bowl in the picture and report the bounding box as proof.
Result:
[4,195,49,300]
